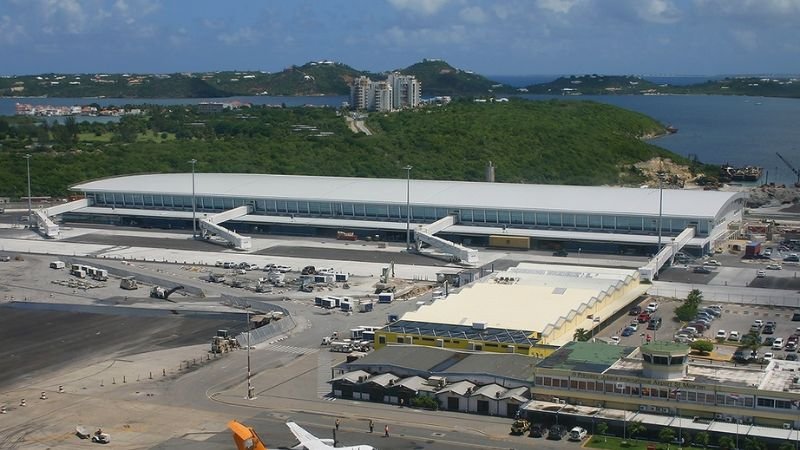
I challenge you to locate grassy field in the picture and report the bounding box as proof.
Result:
[77,131,175,143]
[586,436,687,449]
[77,132,113,142]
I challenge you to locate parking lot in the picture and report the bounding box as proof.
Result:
[595,293,800,363]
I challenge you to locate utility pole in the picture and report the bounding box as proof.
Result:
[189,159,197,238]
[24,154,32,226]
[404,165,412,251]
[246,305,255,400]
[657,171,666,254]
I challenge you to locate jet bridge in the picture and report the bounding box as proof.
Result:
[414,214,479,264]
[639,227,696,280]
[33,198,91,238]
[199,205,252,250]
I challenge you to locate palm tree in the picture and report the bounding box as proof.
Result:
[658,427,676,443]
[573,328,591,342]
[778,442,795,450]
[627,421,646,440]
[744,437,767,450]
[718,435,735,450]
[694,431,710,448]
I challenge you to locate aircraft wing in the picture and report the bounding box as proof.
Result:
[285,422,374,450]
[285,422,332,450]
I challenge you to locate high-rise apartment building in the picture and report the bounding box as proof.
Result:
[350,73,421,112]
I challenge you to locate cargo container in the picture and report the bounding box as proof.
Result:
[49,261,65,269]
[320,298,337,309]
[489,235,530,250]
[745,242,762,258]
[358,300,374,313]
[378,292,394,303]
[335,273,349,282]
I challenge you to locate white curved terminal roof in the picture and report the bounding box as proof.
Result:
[72,173,744,218]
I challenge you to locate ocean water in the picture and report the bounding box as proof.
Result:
[519,94,800,186]
[489,75,720,87]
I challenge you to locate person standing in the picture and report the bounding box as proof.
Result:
[369,419,374,433]
[384,424,389,437]
[335,418,340,431]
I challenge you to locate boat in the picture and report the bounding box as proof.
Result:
[665,125,678,134]
[719,164,763,182]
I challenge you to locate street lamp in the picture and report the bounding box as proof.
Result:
[403,165,412,251]
[245,305,255,400]
[23,154,32,226]
[189,159,197,238]
[657,171,666,254]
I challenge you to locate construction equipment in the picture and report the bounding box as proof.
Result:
[776,152,800,185]
[211,329,238,353]
[337,230,357,241]
[150,285,184,299]
[510,418,531,435]
[119,276,138,290]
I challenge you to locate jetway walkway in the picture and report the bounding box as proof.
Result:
[199,205,252,250]
[414,214,478,264]
[34,198,91,238]
[638,227,696,281]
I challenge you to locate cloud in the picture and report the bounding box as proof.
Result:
[459,6,487,23]
[387,0,450,16]
[732,29,757,51]
[634,0,681,23]
[0,14,27,44]
[218,27,263,45]
[383,24,467,46]
[537,0,581,14]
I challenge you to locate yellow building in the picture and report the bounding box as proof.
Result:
[375,263,647,357]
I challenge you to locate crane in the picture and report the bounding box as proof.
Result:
[776,152,800,185]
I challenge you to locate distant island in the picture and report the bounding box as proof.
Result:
[1,59,798,99]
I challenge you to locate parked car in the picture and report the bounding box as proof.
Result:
[702,308,721,317]
[693,266,712,274]
[568,427,588,441]
[767,263,782,270]
[733,350,748,362]
[704,259,722,266]
[647,317,663,330]
[756,270,767,278]
[529,423,545,438]
[646,302,659,313]
[629,305,642,316]
[792,311,800,322]
[764,352,774,360]
[547,425,567,440]
[716,330,727,339]
[688,322,707,333]
[787,353,799,361]
[552,249,569,257]
[638,312,652,323]
[728,331,740,341]
[772,338,784,350]
[763,324,775,335]
[764,337,776,347]
[628,322,639,331]
[784,254,800,262]
[609,336,620,345]
[707,305,723,313]
[622,327,635,337]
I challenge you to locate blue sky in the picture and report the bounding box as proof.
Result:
[0,0,798,76]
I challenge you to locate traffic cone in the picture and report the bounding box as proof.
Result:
[40,391,47,400]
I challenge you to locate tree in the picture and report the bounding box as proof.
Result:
[690,340,714,354]
[743,437,767,450]
[718,435,735,450]
[658,427,676,443]
[778,442,796,450]
[573,328,591,342]
[741,331,762,351]
[627,421,646,440]
[694,431,710,448]
[595,422,608,436]
[687,289,703,306]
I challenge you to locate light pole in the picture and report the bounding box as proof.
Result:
[657,171,666,254]
[245,306,255,400]
[403,165,412,251]
[189,159,197,238]
[23,154,32,226]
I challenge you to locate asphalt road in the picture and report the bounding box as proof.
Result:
[63,233,226,252]
[0,304,245,390]
[150,410,561,450]
[258,245,451,266]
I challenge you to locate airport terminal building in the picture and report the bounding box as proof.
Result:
[62,173,745,260]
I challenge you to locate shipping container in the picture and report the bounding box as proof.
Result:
[378,292,394,303]
[745,242,762,258]
[489,235,530,249]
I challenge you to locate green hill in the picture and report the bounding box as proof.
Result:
[0,98,687,197]
[399,59,512,96]
[525,75,663,95]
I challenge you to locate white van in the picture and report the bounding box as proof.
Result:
[49,261,66,269]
